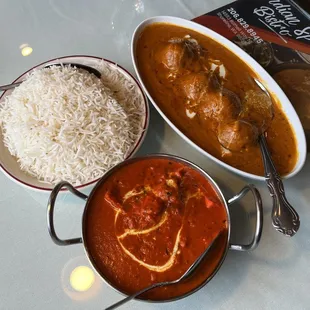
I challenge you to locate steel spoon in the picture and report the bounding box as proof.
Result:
[0,63,101,92]
[105,232,221,310]
[254,78,300,237]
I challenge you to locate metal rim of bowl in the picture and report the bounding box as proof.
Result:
[271,62,310,152]
[270,62,310,75]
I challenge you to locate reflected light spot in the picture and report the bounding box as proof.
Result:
[21,46,33,57]
[134,0,144,13]
[70,266,95,292]
[61,256,102,301]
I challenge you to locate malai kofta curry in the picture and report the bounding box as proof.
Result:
[85,158,228,300]
[136,23,298,176]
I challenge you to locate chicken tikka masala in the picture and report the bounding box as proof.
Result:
[136,23,297,176]
[85,158,228,300]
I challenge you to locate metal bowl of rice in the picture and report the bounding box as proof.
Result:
[0,55,149,192]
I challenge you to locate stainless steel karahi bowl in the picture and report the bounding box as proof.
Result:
[47,154,263,303]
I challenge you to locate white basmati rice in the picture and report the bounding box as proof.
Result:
[0,62,145,185]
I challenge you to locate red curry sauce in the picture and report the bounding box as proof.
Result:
[85,158,228,300]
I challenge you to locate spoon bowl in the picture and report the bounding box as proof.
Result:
[0,63,102,92]
[253,78,300,236]
[218,77,300,237]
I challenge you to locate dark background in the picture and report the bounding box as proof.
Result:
[294,0,310,13]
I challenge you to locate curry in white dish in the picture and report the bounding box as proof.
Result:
[136,23,297,176]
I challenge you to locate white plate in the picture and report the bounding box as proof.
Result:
[0,55,149,192]
[131,16,307,181]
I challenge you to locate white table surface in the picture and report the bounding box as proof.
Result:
[0,1,309,309]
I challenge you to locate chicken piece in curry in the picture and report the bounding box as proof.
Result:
[136,23,297,176]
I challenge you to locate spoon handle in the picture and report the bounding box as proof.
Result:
[259,135,300,236]
[0,81,22,91]
[105,282,165,310]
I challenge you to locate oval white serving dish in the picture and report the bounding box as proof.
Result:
[131,16,307,181]
[0,55,150,192]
